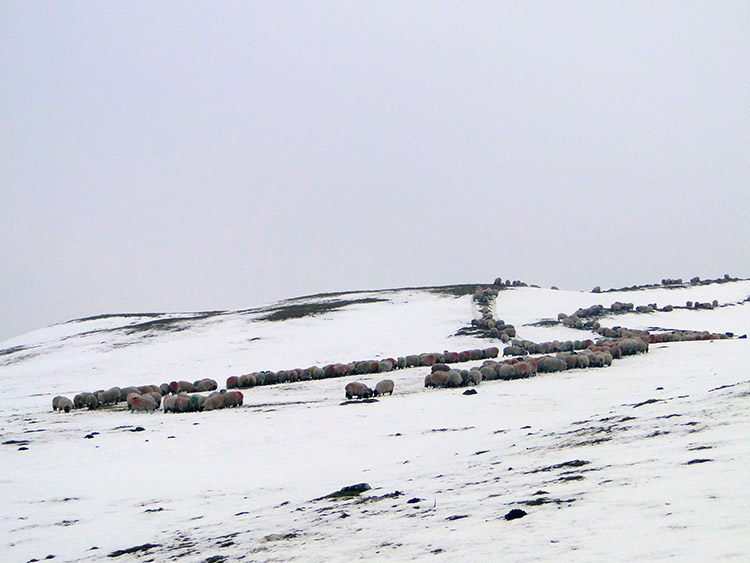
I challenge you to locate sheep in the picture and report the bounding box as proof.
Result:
[373,379,395,397]
[378,360,394,373]
[428,371,449,388]
[203,392,224,411]
[146,391,162,408]
[131,394,158,413]
[174,394,192,413]
[483,347,500,358]
[446,370,463,387]
[497,363,516,380]
[222,390,244,408]
[480,365,497,382]
[405,355,421,368]
[126,392,141,409]
[74,392,94,409]
[84,393,100,410]
[52,396,74,413]
[96,387,120,406]
[503,346,526,357]
[467,369,482,386]
[345,382,373,400]
[163,395,178,413]
[195,378,218,392]
[177,380,196,393]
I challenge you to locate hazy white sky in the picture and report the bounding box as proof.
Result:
[2,2,748,342]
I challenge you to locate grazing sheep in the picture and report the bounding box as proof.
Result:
[482,347,500,358]
[174,394,192,413]
[126,392,141,409]
[378,360,394,373]
[203,392,224,411]
[52,396,74,413]
[177,380,196,393]
[497,363,516,380]
[419,353,437,366]
[163,395,178,413]
[74,392,94,409]
[446,370,463,387]
[84,393,100,410]
[146,391,162,408]
[443,351,460,363]
[467,369,482,386]
[480,365,497,382]
[373,379,395,397]
[131,395,158,413]
[503,346,526,357]
[428,371,449,388]
[405,355,421,368]
[195,378,218,392]
[222,390,244,408]
[345,382,373,400]
[97,387,120,406]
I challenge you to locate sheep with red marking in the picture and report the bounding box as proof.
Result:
[131,394,158,413]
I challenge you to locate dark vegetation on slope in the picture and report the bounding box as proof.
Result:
[256,297,387,322]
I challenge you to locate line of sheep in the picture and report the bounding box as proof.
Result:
[424,335,652,388]
[225,347,502,390]
[558,299,726,330]
[471,286,517,341]
[51,378,220,414]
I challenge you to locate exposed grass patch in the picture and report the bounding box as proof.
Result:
[527,459,590,474]
[527,319,560,327]
[257,298,387,322]
[108,543,160,557]
[427,284,483,298]
[521,497,576,506]
[0,345,27,357]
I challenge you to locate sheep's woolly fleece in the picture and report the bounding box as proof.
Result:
[1,280,749,562]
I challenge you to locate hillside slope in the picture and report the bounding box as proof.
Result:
[1,280,749,562]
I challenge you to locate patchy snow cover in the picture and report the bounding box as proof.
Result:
[1,281,749,562]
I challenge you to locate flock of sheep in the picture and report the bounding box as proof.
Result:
[49,280,735,414]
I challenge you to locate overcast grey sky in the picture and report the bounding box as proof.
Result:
[1,2,748,342]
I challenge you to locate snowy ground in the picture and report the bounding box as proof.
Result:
[1,281,749,562]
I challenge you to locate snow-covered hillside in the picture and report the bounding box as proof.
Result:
[1,280,749,562]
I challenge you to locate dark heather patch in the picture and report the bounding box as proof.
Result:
[522,497,575,506]
[316,483,372,500]
[262,533,298,542]
[108,544,161,557]
[257,298,387,322]
[633,398,664,408]
[527,460,590,474]
[4,440,30,446]
[686,458,713,465]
